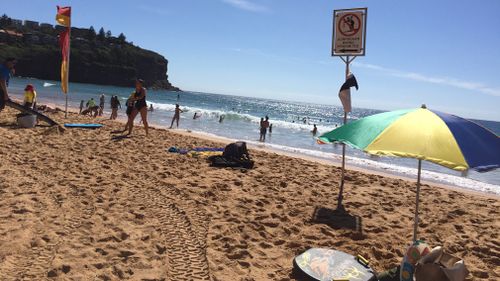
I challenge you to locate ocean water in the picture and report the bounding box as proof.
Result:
[7,77,500,195]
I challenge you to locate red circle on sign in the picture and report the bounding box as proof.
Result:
[338,13,361,37]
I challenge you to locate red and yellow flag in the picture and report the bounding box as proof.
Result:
[59,28,70,94]
[56,6,71,27]
[56,6,71,94]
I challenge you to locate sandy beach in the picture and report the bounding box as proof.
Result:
[0,106,498,281]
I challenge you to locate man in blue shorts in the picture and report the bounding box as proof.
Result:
[0,57,16,112]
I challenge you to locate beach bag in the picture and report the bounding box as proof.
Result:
[415,247,468,281]
[400,240,431,281]
[222,141,249,160]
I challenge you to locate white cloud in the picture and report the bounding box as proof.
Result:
[354,62,500,97]
[221,0,269,13]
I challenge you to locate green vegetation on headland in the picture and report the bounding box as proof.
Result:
[0,14,180,91]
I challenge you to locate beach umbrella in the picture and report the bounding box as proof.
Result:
[318,105,500,241]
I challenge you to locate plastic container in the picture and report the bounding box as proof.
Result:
[17,114,37,128]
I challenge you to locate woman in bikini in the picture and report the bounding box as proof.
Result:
[126,79,149,135]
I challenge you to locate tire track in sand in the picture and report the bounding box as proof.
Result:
[130,184,211,281]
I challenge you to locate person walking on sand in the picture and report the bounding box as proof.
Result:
[169,104,183,128]
[79,100,84,114]
[0,57,16,113]
[98,94,105,116]
[125,79,149,135]
[110,95,121,120]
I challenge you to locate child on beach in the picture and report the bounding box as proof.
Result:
[169,104,184,128]
[79,100,84,114]
[23,84,37,109]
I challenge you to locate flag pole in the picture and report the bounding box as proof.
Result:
[337,55,356,211]
[65,26,71,118]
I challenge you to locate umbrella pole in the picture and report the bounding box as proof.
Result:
[336,55,351,211]
[337,111,347,209]
[413,159,422,242]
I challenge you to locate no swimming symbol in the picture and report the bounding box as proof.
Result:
[338,13,361,37]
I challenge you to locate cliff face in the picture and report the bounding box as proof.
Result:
[0,24,180,91]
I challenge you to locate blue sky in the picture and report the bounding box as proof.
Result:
[4,0,500,120]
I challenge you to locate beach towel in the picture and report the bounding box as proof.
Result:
[208,155,254,169]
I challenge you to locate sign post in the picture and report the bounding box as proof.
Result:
[332,8,367,210]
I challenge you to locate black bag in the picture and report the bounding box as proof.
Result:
[222,141,249,160]
[209,142,254,169]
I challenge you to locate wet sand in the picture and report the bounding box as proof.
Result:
[0,106,498,280]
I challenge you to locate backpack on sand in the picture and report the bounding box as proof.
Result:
[209,141,254,169]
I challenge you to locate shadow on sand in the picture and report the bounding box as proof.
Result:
[311,206,363,233]
[111,134,131,141]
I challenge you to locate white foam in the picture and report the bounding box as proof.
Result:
[192,135,499,196]
[148,101,338,132]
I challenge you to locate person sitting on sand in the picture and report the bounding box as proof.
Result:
[0,57,16,112]
[170,104,184,128]
[311,124,318,136]
[125,79,149,135]
[23,84,37,110]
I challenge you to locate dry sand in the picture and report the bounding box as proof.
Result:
[0,106,498,281]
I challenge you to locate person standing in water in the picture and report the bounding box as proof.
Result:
[311,124,318,136]
[126,79,149,135]
[259,116,270,142]
[169,104,183,128]
[269,124,273,134]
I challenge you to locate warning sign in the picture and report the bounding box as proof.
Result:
[332,8,367,56]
